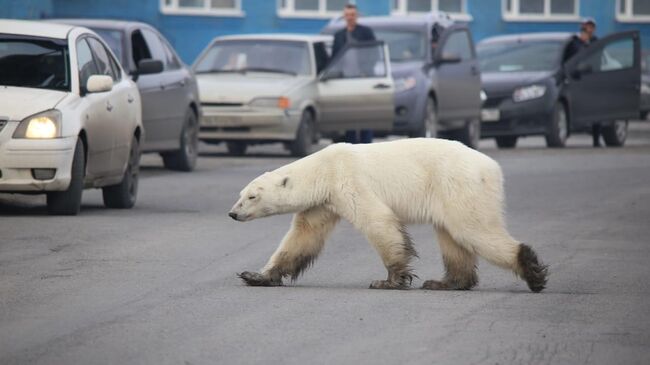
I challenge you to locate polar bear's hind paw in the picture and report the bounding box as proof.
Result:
[238,271,283,287]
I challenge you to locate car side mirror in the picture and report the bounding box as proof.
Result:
[320,69,344,82]
[138,59,164,75]
[86,75,113,93]
[436,52,462,65]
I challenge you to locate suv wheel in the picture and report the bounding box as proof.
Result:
[47,138,85,215]
[602,120,628,147]
[452,119,480,149]
[411,97,437,138]
[495,136,518,149]
[162,108,199,171]
[102,136,140,209]
[290,111,315,157]
[545,102,568,148]
[226,142,247,156]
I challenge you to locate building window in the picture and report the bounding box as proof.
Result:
[277,0,355,18]
[160,0,244,16]
[503,0,580,21]
[617,0,650,22]
[391,0,471,21]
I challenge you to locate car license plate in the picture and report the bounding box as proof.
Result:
[204,116,242,126]
[481,109,500,122]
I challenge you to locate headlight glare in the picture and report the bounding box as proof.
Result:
[13,110,62,139]
[513,85,546,103]
[394,76,417,93]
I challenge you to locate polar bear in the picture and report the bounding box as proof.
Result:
[229,138,548,292]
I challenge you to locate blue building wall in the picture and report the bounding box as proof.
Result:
[2,0,649,63]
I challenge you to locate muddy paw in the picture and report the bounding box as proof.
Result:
[369,280,409,290]
[238,271,282,287]
[421,280,449,290]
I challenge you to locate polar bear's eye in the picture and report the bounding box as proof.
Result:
[248,195,256,200]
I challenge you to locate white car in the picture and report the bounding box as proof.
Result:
[193,34,394,156]
[0,20,144,215]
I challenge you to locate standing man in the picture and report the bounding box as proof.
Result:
[332,4,376,144]
[564,18,602,147]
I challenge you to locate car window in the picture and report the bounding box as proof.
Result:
[478,40,565,72]
[160,35,181,70]
[442,30,473,61]
[313,42,329,74]
[579,38,634,73]
[91,28,125,66]
[141,29,168,70]
[86,37,118,81]
[131,30,152,69]
[76,38,99,92]
[375,29,426,62]
[0,36,70,92]
[326,43,387,79]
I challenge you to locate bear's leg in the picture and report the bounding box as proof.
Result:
[450,227,548,293]
[347,203,417,290]
[239,206,339,287]
[422,226,478,290]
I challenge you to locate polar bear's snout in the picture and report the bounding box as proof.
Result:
[228,212,239,220]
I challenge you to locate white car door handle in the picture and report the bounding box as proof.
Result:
[106,101,113,112]
[127,94,134,103]
[373,83,391,90]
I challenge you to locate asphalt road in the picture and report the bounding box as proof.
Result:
[2,124,650,365]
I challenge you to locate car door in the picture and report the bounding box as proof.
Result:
[434,25,482,123]
[131,29,168,151]
[317,41,394,132]
[76,37,114,179]
[564,31,640,127]
[87,36,133,175]
[141,28,187,150]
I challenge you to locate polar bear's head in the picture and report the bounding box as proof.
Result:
[229,171,297,222]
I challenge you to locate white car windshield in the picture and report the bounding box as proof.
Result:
[194,40,311,76]
[478,40,564,73]
[375,30,426,62]
[0,36,70,91]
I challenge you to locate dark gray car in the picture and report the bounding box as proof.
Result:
[322,13,482,148]
[478,31,640,148]
[50,19,201,171]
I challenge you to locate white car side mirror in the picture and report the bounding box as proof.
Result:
[86,75,113,93]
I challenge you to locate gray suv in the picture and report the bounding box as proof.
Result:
[323,13,482,148]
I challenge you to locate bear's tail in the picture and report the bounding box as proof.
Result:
[517,244,549,293]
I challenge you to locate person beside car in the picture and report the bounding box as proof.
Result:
[332,3,376,144]
[564,17,602,147]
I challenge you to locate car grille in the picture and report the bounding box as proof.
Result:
[483,96,510,108]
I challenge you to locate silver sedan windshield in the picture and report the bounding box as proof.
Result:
[194,40,311,76]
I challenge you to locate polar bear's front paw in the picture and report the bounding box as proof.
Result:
[421,279,449,290]
[238,271,283,287]
[369,280,410,290]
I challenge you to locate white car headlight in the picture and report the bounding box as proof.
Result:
[394,76,417,93]
[513,85,546,103]
[249,97,291,109]
[13,110,62,139]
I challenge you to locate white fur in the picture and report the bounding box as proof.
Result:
[231,138,523,285]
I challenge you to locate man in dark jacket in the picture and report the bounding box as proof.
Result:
[564,17,602,147]
[332,4,376,58]
[332,4,376,144]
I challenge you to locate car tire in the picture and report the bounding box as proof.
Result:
[545,102,569,148]
[161,108,199,172]
[102,136,140,209]
[290,111,315,157]
[601,120,628,147]
[226,141,247,156]
[46,138,85,216]
[451,119,481,149]
[411,97,437,138]
[495,136,518,149]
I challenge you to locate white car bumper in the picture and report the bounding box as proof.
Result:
[0,122,77,192]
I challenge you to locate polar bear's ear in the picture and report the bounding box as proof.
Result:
[280,176,290,188]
